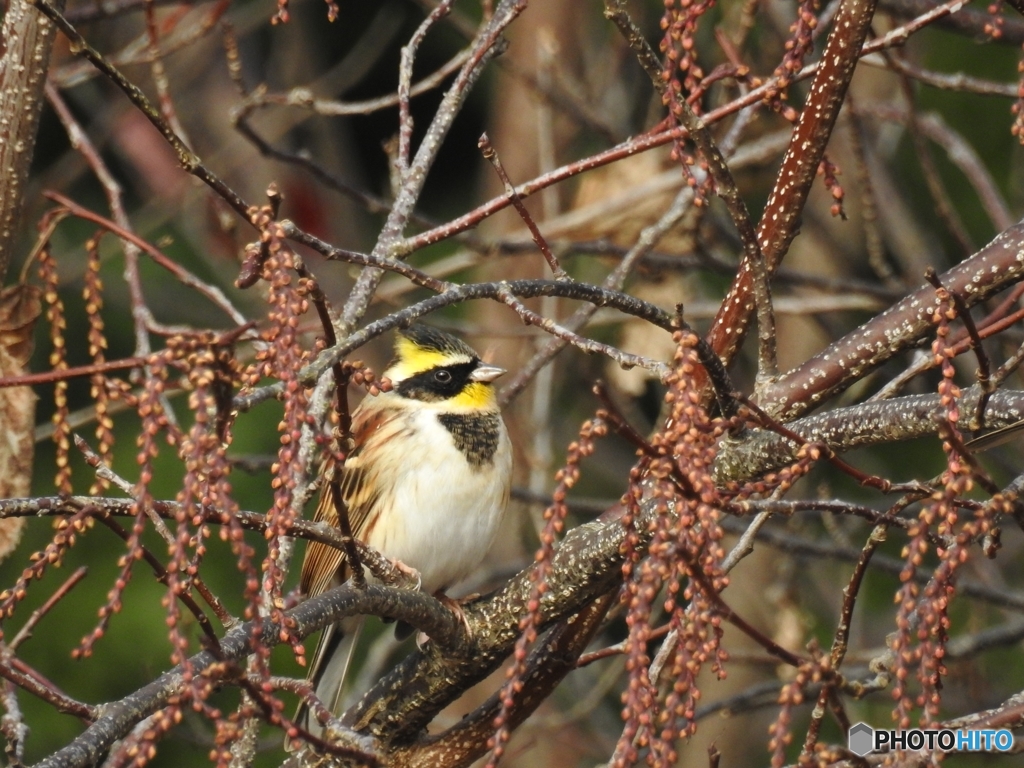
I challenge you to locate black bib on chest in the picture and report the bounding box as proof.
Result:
[437,412,501,468]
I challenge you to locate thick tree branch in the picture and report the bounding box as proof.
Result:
[341,502,653,746]
[757,220,1024,421]
[706,0,880,373]
[34,585,462,768]
[0,0,66,280]
[390,594,615,768]
[26,494,662,768]
[714,387,1024,483]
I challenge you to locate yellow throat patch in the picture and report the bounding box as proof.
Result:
[451,381,496,409]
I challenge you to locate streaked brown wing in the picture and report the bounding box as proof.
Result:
[299,403,397,598]
[299,481,345,598]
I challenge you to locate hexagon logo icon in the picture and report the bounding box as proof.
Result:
[848,722,874,757]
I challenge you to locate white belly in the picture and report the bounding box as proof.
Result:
[363,409,511,594]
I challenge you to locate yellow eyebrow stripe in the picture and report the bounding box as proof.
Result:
[389,337,454,379]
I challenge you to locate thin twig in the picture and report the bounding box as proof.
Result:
[397,0,454,173]
[398,0,969,260]
[236,278,677,413]
[29,0,250,219]
[0,653,95,721]
[43,191,248,327]
[9,568,89,651]
[339,0,528,333]
[479,133,568,280]
[499,185,696,406]
[925,268,993,430]
[799,523,888,759]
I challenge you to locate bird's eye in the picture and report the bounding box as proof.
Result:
[433,369,452,384]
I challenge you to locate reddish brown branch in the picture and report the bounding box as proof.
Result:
[757,222,1024,421]
[9,567,88,651]
[0,654,95,720]
[704,0,879,382]
[0,357,146,389]
[478,133,568,280]
[42,191,247,326]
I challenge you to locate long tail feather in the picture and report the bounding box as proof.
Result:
[287,616,364,749]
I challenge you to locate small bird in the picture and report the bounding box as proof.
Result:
[293,324,512,741]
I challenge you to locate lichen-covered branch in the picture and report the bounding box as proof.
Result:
[0,0,66,280]
[714,387,1024,483]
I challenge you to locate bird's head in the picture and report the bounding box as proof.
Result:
[385,324,505,408]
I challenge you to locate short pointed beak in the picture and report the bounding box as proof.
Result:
[469,364,506,383]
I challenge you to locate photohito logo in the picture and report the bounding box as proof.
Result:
[848,722,1014,757]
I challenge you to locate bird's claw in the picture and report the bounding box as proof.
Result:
[416,592,473,649]
[351,541,421,589]
[391,559,422,591]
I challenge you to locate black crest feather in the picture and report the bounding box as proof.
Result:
[397,324,478,359]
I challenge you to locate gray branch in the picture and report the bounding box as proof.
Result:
[714,386,1024,483]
